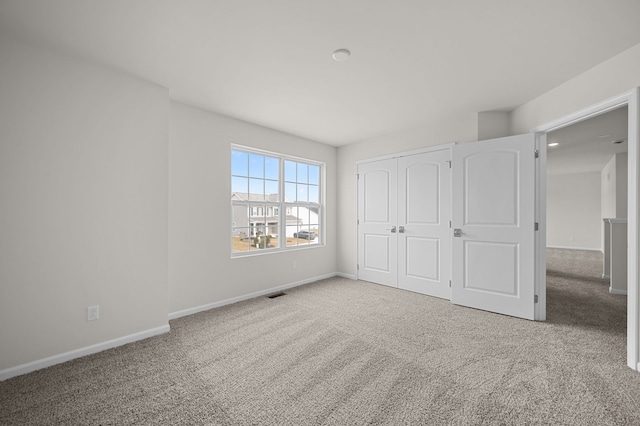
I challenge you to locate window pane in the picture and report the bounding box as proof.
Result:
[309,185,319,203]
[297,184,308,203]
[308,206,320,244]
[249,179,264,200]
[284,160,296,182]
[265,179,279,200]
[297,163,308,183]
[249,154,264,178]
[285,182,296,202]
[285,225,298,246]
[232,229,251,253]
[231,176,248,199]
[265,156,279,180]
[232,204,251,253]
[232,204,249,225]
[296,205,309,225]
[231,150,248,176]
[309,165,319,185]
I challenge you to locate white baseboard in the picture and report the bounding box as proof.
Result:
[335,272,356,280]
[0,325,170,382]
[609,287,628,296]
[168,272,339,320]
[547,245,602,252]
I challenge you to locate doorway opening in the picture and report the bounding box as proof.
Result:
[545,106,628,343]
[534,89,639,370]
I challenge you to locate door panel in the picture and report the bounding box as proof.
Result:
[357,159,397,287]
[451,134,535,319]
[363,234,391,272]
[464,151,518,225]
[452,134,536,320]
[406,237,439,280]
[398,150,451,299]
[464,241,518,295]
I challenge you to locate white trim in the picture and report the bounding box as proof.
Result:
[0,325,170,382]
[610,287,628,296]
[355,143,455,166]
[354,170,360,280]
[168,272,337,320]
[605,218,628,224]
[547,245,602,252]
[533,88,639,372]
[535,133,547,321]
[335,272,356,280]
[531,91,631,134]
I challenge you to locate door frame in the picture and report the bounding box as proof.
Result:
[355,144,454,282]
[532,87,640,371]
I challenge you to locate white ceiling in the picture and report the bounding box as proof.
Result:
[547,106,628,176]
[2,1,640,146]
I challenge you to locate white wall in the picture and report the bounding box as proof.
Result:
[477,111,510,141]
[601,152,629,251]
[169,102,337,314]
[547,172,601,250]
[602,154,618,223]
[336,114,477,277]
[616,152,629,218]
[0,38,169,372]
[511,43,640,134]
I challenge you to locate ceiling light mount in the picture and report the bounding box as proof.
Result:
[332,49,351,62]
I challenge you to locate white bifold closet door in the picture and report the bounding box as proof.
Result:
[357,149,451,299]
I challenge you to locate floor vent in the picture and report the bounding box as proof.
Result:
[267,291,286,299]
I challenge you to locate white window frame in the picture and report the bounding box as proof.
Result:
[231,144,324,257]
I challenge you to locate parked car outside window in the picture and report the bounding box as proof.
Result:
[293,230,316,240]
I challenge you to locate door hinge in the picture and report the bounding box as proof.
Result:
[535,222,539,231]
[357,219,360,225]
[449,280,452,288]
[534,149,539,159]
[449,220,452,228]
[447,160,452,168]
[356,173,360,180]
[534,295,539,303]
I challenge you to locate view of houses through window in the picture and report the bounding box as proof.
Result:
[231,147,322,254]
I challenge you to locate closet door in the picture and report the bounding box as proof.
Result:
[397,150,451,299]
[357,158,398,287]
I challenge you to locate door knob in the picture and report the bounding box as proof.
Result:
[386,226,397,233]
[398,226,405,233]
[453,228,463,237]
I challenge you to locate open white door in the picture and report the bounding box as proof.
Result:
[452,134,538,320]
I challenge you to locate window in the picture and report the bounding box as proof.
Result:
[231,146,323,254]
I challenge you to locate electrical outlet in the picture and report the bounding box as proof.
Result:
[87,305,99,321]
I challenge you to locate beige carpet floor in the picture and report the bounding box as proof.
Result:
[1,249,639,425]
